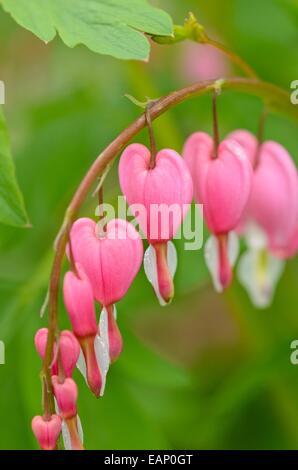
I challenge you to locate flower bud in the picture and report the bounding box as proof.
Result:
[34,328,80,377]
[52,376,78,420]
[183,132,252,289]
[63,263,98,338]
[119,144,193,304]
[31,414,61,450]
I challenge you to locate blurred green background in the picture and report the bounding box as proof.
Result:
[0,0,298,450]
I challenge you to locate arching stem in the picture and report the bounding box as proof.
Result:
[212,91,220,158]
[146,103,158,169]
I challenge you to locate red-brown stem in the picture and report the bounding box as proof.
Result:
[146,104,158,169]
[212,91,220,158]
[41,77,298,417]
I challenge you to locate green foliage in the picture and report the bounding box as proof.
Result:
[0,0,173,60]
[0,107,29,227]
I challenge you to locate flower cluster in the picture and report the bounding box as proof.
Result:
[183,129,298,307]
[32,120,298,450]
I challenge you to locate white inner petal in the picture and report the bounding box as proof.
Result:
[204,232,239,292]
[244,222,268,250]
[61,419,72,451]
[77,415,84,444]
[76,348,87,385]
[143,241,177,306]
[95,307,111,396]
[237,248,284,308]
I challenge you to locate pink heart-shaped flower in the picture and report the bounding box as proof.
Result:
[183,132,253,234]
[119,144,193,243]
[229,130,298,253]
[69,218,143,306]
[31,414,62,450]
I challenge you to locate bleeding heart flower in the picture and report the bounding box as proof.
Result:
[227,130,298,307]
[63,264,102,398]
[183,131,252,290]
[52,376,78,420]
[229,130,298,253]
[31,414,61,450]
[34,328,80,378]
[69,217,143,363]
[119,143,193,304]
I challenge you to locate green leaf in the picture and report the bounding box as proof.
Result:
[0,107,29,227]
[0,0,173,61]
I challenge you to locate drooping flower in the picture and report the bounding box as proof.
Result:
[119,144,193,305]
[63,263,102,397]
[68,218,143,363]
[34,328,80,378]
[52,376,84,450]
[31,414,62,450]
[183,131,253,290]
[52,376,77,420]
[229,129,298,307]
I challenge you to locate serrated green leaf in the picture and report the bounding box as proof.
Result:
[0,0,173,61]
[0,107,29,227]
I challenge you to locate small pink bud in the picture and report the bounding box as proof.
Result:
[34,328,58,375]
[59,330,80,377]
[68,218,143,306]
[34,328,80,378]
[63,264,98,338]
[31,414,61,450]
[52,376,78,420]
[119,144,193,303]
[183,132,253,289]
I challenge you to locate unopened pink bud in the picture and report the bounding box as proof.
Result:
[63,264,98,338]
[34,328,58,375]
[34,328,80,378]
[59,330,80,377]
[31,414,61,450]
[52,376,78,420]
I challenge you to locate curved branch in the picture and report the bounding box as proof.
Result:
[42,76,298,415]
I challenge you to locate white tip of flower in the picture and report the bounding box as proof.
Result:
[204,232,239,292]
[143,241,177,306]
[77,414,84,444]
[61,419,71,450]
[76,349,87,385]
[61,415,83,450]
[95,307,110,396]
[237,248,284,308]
